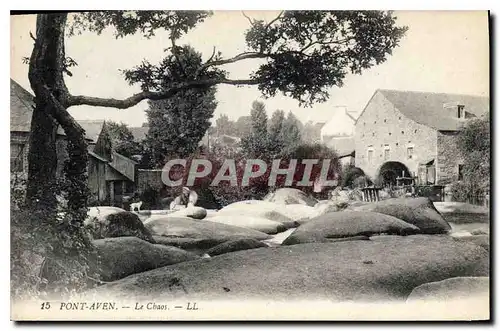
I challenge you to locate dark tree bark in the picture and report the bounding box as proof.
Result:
[26,14,68,217]
[27,13,89,227]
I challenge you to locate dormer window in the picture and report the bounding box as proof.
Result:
[457,105,465,119]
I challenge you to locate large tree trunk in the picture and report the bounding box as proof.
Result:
[26,13,89,227]
[26,14,68,217]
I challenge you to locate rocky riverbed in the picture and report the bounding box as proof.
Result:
[66,189,489,316]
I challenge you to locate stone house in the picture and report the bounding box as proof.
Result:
[10,79,138,204]
[354,89,489,186]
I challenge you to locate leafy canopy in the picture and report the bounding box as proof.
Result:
[68,10,407,107]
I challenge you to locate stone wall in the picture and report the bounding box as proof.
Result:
[354,91,438,180]
[436,131,463,184]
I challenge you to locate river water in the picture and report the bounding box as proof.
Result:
[444,213,490,236]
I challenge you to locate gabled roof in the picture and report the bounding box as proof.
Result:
[57,120,105,143]
[10,79,106,142]
[373,89,489,131]
[128,126,149,142]
[10,79,35,132]
[321,106,357,137]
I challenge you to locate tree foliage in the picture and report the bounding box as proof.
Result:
[240,101,269,159]
[281,111,303,152]
[215,114,236,136]
[267,109,286,157]
[105,121,144,158]
[453,113,490,198]
[144,46,218,167]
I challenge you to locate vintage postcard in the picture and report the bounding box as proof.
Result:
[10,10,490,321]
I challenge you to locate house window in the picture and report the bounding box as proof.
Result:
[457,105,465,119]
[458,164,464,180]
[384,145,390,160]
[10,143,25,172]
[407,146,414,159]
[367,148,374,163]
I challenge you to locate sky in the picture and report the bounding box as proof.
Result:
[10,10,489,127]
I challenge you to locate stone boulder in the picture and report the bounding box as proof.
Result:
[433,202,489,214]
[206,238,269,257]
[205,215,287,235]
[167,206,207,220]
[282,211,420,245]
[453,235,490,252]
[281,204,319,223]
[86,211,155,243]
[40,237,198,286]
[82,235,488,302]
[406,277,489,302]
[92,237,198,282]
[264,188,318,206]
[152,236,228,255]
[351,197,451,234]
[216,208,297,229]
[84,206,126,225]
[145,217,271,241]
[314,200,342,215]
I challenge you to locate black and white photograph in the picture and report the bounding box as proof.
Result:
[9,9,491,321]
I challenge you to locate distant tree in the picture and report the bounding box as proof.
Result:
[234,116,252,137]
[281,112,303,153]
[302,121,323,143]
[215,114,236,136]
[105,121,144,158]
[267,109,286,157]
[241,101,270,158]
[144,46,218,167]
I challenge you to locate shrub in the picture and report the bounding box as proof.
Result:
[341,166,365,188]
[352,175,373,188]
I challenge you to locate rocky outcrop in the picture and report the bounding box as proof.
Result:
[264,188,318,206]
[282,211,420,245]
[82,235,488,302]
[205,215,287,235]
[145,217,271,241]
[406,277,489,302]
[351,197,451,234]
[86,211,155,243]
[206,238,269,256]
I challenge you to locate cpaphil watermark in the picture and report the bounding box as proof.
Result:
[160,158,339,187]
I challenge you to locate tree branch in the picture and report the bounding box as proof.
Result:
[241,11,255,26]
[203,51,268,69]
[67,78,262,109]
[264,10,284,30]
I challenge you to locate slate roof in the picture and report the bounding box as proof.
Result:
[377,89,489,131]
[10,79,105,142]
[56,120,105,143]
[10,79,35,132]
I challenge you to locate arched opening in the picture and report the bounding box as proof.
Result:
[377,161,411,187]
